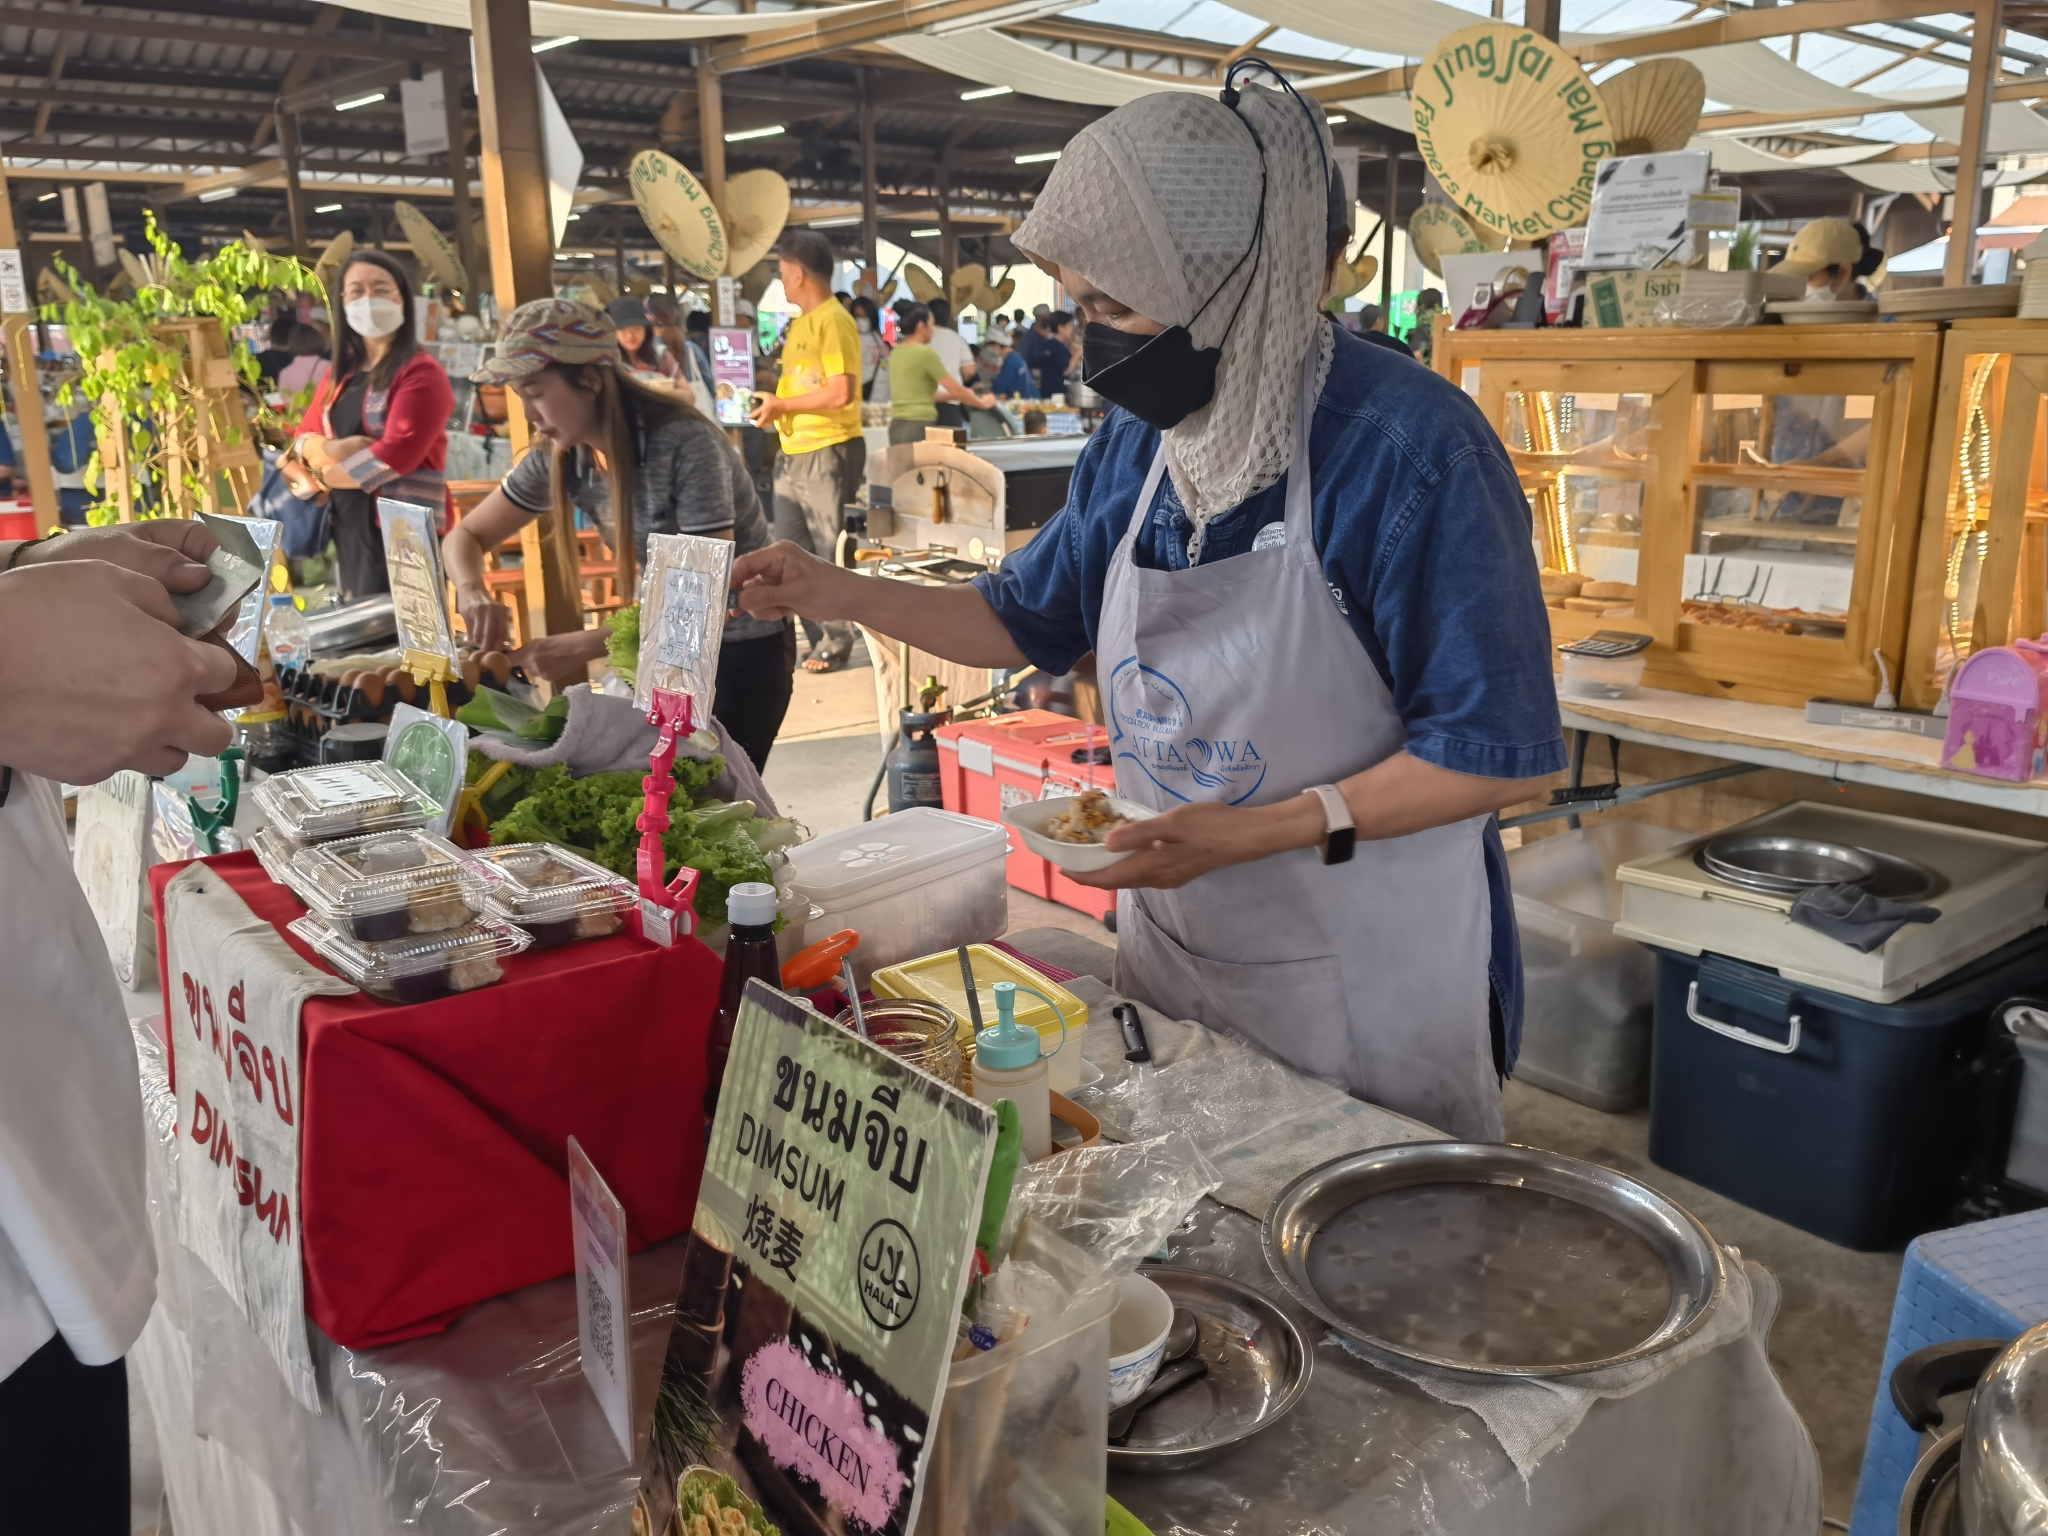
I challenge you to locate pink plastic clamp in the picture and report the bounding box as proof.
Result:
[635,686,703,947]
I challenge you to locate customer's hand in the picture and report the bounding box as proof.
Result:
[510,629,604,687]
[0,561,239,781]
[458,591,511,654]
[729,540,860,623]
[747,392,786,429]
[19,519,217,597]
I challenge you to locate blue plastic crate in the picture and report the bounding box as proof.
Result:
[1848,1208,2048,1536]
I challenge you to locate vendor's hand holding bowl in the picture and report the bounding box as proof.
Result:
[1063,799,1315,891]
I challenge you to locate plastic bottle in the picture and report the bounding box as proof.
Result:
[972,981,1058,1162]
[267,594,310,671]
[705,881,782,1120]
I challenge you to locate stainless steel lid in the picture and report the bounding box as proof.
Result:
[1962,1320,2048,1536]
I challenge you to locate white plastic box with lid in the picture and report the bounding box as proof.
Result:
[782,806,1009,985]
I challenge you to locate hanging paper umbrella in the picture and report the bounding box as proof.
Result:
[904,263,942,304]
[393,199,469,295]
[1410,24,1614,240]
[629,149,727,281]
[737,258,775,305]
[1408,204,1491,278]
[312,229,354,297]
[977,273,1018,313]
[1598,58,1706,157]
[722,168,791,279]
[948,262,986,316]
[240,229,271,255]
[1325,251,1380,306]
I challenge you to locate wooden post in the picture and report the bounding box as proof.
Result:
[1947,0,2003,288]
[276,106,311,260]
[937,160,957,294]
[1381,142,1397,307]
[860,69,879,285]
[442,38,479,294]
[472,0,580,641]
[697,57,727,208]
[614,204,628,289]
[1524,0,1561,39]
[0,161,57,528]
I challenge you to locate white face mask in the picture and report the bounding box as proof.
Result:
[857,317,873,334]
[345,295,407,339]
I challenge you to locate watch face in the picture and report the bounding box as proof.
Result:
[1325,827,1357,866]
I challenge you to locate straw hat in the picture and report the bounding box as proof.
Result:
[904,263,942,304]
[721,168,790,278]
[393,199,469,295]
[629,149,728,281]
[1598,59,1706,156]
[1408,204,1491,277]
[1410,24,1613,238]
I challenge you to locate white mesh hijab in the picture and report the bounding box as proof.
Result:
[1014,83,1335,555]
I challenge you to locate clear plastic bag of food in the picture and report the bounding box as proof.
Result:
[633,532,733,729]
[469,842,636,949]
[289,913,531,1004]
[252,761,439,842]
[279,828,495,942]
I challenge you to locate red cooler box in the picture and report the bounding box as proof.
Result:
[935,710,1118,922]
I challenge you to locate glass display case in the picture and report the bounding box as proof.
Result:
[1440,322,1942,708]
[1902,321,2048,710]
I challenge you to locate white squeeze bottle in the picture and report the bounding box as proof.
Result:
[972,981,1066,1162]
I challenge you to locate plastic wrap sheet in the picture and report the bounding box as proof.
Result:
[133,1014,694,1536]
[1110,1202,1822,1536]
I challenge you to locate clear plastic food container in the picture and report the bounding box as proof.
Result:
[289,913,531,1004]
[252,761,439,842]
[1560,649,1649,699]
[469,843,636,949]
[248,825,305,887]
[281,829,494,942]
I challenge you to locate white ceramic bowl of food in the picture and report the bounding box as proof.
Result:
[1003,792,1155,874]
[1107,1272,1175,1410]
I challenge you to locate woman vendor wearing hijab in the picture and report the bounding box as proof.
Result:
[729,72,1563,1141]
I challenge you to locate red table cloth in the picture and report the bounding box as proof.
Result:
[152,853,718,1348]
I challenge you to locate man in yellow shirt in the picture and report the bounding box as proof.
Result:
[750,228,863,672]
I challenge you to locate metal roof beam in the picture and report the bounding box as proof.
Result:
[0,4,442,64]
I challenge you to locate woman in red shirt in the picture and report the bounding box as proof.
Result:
[281,250,454,599]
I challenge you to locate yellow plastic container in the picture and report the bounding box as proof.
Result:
[869,943,1091,1094]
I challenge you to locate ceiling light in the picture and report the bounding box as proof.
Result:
[565,211,581,220]
[36,191,57,202]
[560,251,595,259]
[725,124,785,142]
[531,34,577,52]
[199,187,238,203]
[1014,150,1061,164]
[336,92,385,111]
[960,85,1013,100]
[1327,114,1349,125]
[808,214,863,227]
[314,202,343,213]
[910,227,941,237]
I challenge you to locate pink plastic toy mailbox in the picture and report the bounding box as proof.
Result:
[1943,639,2048,781]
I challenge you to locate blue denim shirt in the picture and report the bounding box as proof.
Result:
[971,324,1566,1066]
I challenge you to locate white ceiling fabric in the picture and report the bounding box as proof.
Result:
[883,27,1212,104]
[336,0,859,39]
[1910,101,2048,153]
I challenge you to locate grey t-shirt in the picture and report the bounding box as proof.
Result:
[502,407,782,643]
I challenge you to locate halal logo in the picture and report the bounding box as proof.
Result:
[858,1219,920,1332]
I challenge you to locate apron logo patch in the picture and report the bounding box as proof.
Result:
[1108,658,1268,804]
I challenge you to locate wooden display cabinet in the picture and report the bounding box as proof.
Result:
[1436,322,1942,708]
[1900,320,2048,711]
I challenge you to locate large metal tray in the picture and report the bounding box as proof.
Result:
[1109,1265,1311,1474]
[1262,1143,1725,1380]
[1700,833,1879,891]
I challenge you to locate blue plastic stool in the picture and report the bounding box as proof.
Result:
[1848,1208,2048,1535]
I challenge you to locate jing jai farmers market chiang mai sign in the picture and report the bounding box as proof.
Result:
[1411,24,1615,242]
[636,980,997,1536]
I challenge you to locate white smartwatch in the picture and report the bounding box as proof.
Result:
[1305,784,1355,866]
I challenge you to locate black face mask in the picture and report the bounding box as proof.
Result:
[1080,323,1221,431]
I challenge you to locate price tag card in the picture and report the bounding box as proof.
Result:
[569,1137,632,1459]
[378,497,458,668]
[634,532,732,728]
[634,981,998,1536]
[0,249,26,315]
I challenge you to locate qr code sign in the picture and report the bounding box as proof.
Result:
[584,1264,615,1378]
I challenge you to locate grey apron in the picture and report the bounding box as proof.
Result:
[1101,347,1504,1141]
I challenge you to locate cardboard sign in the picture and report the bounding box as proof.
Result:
[163,864,355,1412]
[399,71,450,159]
[377,497,458,667]
[569,1137,632,1458]
[0,249,26,315]
[635,980,998,1536]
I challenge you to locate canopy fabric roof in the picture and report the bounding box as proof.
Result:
[883,27,1212,105]
[334,0,862,39]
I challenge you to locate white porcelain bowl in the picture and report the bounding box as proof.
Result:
[1003,793,1156,874]
[1107,1272,1175,1410]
